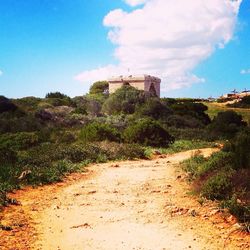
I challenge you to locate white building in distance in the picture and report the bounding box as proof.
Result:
[108,75,161,97]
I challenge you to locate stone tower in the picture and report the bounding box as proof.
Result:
[108,75,161,97]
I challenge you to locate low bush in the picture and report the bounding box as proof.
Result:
[80,122,121,143]
[201,171,233,200]
[207,111,246,139]
[221,195,250,225]
[0,146,18,165]
[0,132,39,150]
[230,130,250,169]
[123,119,174,147]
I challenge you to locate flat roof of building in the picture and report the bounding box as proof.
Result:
[108,74,161,83]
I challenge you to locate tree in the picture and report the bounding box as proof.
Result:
[102,85,147,115]
[135,98,172,120]
[45,92,69,99]
[89,81,109,95]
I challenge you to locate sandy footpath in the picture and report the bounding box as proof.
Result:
[0,148,249,250]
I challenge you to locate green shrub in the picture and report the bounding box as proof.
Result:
[0,114,42,133]
[201,171,233,200]
[221,195,250,223]
[0,146,18,165]
[135,98,172,120]
[0,132,39,150]
[102,86,147,115]
[170,102,210,126]
[89,81,109,95]
[207,111,246,139]
[231,130,250,169]
[198,151,233,176]
[45,92,69,99]
[123,119,174,147]
[182,154,207,178]
[80,122,121,143]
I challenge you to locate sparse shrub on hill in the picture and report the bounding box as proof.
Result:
[13,97,41,113]
[45,92,74,107]
[0,113,42,133]
[123,118,174,147]
[80,122,121,143]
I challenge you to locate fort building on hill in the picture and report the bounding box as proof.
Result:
[108,75,161,97]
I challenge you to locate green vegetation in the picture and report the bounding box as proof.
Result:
[123,119,174,147]
[204,102,250,124]
[182,129,250,226]
[1,86,250,228]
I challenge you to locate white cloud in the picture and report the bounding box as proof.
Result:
[75,0,242,93]
[240,69,250,75]
[0,70,3,76]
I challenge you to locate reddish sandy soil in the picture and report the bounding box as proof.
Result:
[0,148,249,250]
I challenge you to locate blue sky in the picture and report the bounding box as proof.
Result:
[0,0,249,98]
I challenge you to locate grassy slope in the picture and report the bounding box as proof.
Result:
[204,102,250,124]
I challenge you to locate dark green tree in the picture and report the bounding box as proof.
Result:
[89,81,109,95]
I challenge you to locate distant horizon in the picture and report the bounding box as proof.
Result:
[1,0,250,99]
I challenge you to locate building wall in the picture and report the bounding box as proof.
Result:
[108,75,161,97]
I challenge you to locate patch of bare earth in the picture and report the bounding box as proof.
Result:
[0,148,249,250]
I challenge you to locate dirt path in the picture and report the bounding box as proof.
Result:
[0,148,249,250]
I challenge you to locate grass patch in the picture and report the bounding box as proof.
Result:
[204,102,250,125]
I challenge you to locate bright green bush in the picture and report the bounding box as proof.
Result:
[80,122,121,143]
[123,119,174,147]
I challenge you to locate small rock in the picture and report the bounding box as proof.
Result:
[88,191,97,194]
[111,164,120,168]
